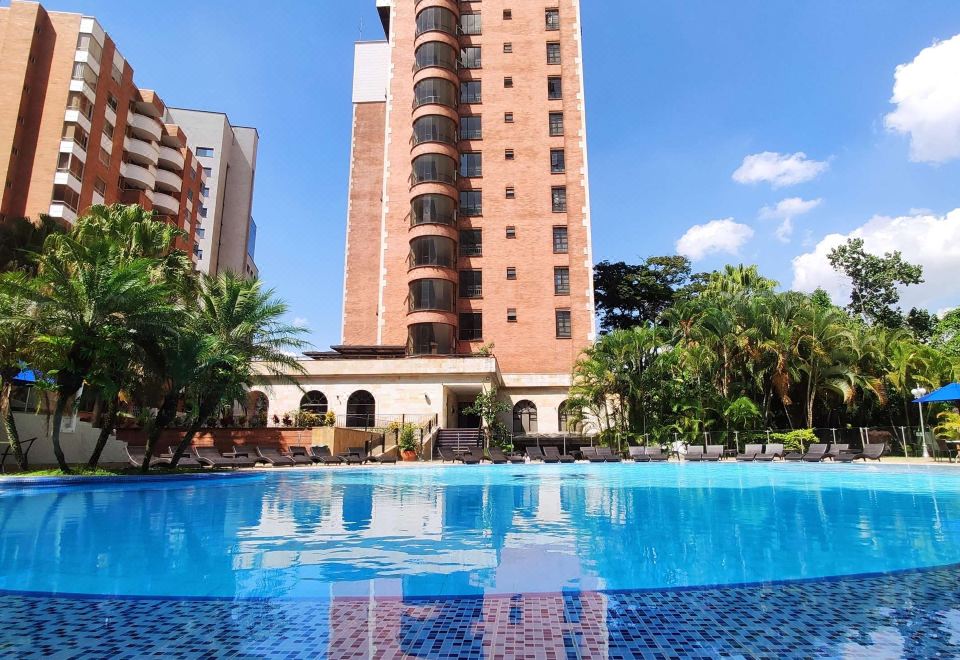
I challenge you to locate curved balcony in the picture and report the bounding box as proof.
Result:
[153,191,180,216]
[415,5,457,38]
[154,167,182,193]
[127,111,162,142]
[410,193,457,228]
[407,322,457,356]
[413,77,458,111]
[157,145,184,171]
[412,115,457,148]
[414,41,457,74]
[408,278,456,313]
[410,153,457,188]
[123,136,158,167]
[408,235,456,271]
[120,161,155,190]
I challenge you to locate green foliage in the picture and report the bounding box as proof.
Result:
[935,411,960,439]
[463,387,511,448]
[0,215,65,275]
[593,256,692,331]
[810,288,834,310]
[388,422,419,452]
[724,396,760,430]
[827,238,923,328]
[933,309,960,357]
[769,429,818,452]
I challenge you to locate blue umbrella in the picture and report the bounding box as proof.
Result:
[914,383,960,403]
[12,370,36,384]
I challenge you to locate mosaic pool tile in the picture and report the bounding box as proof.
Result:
[3,564,960,658]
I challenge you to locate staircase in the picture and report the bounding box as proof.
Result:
[435,428,482,458]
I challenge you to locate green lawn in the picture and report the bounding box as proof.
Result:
[1,466,211,478]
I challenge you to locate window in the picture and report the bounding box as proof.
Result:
[57,152,84,179]
[459,313,483,341]
[71,62,98,90]
[460,80,482,104]
[503,9,512,19]
[300,391,329,414]
[408,323,456,355]
[412,194,457,226]
[550,149,565,173]
[460,13,482,35]
[413,153,457,185]
[460,115,482,140]
[554,267,570,295]
[103,120,115,140]
[51,184,80,212]
[416,77,458,108]
[556,310,572,338]
[202,167,212,177]
[506,267,517,280]
[507,308,518,323]
[505,149,515,160]
[201,185,210,197]
[187,190,194,200]
[513,400,538,434]
[98,147,110,167]
[553,226,568,253]
[346,391,376,428]
[546,8,560,30]
[414,114,457,146]
[459,270,483,298]
[409,279,456,311]
[505,186,515,199]
[93,177,106,196]
[107,94,119,112]
[548,76,563,100]
[190,168,196,180]
[547,42,561,64]
[111,62,122,84]
[549,112,564,136]
[76,33,102,62]
[196,147,214,157]
[503,42,513,53]
[416,6,457,36]
[461,46,482,69]
[416,42,458,71]
[410,235,456,268]
[62,123,89,150]
[504,112,514,123]
[460,152,482,178]
[66,92,93,119]
[460,190,482,216]
[506,226,517,239]
[559,400,578,433]
[504,77,513,88]
[460,229,482,256]
[199,206,208,218]
[552,186,567,212]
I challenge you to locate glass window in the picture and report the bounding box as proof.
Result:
[196,147,214,157]
[98,147,110,167]
[552,186,567,212]
[51,184,80,211]
[504,77,513,88]
[460,190,482,216]
[300,391,329,414]
[460,229,482,256]
[556,310,572,338]
[62,123,90,150]
[409,235,456,268]
[203,167,212,177]
[459,313,483,341]
[413,115,457,146]
[506,267,517,280]
[460,13,482,35]
[504,112,514,123]
[56,152,84,179]
[505,149,515,160]
[546,8,560,30]
[409,279,456,311]
[416,6,457,36]
[460,80,482,104]
[93,177,106,196]
[551,149,565,173]
[503,9,513,20]
[71,62,98,90]
[553,226,568,253]
[408,323,456,355]
[107,94,119,112]
[103,120,115,140]
[76,33,102,62]
[549,112,564,136]
[505,187,515,199]
[459,270,483,298]
[513,400,538,433]
[461,46,482,69]
[554,267,570,295]
[507,308,518,322]
[547,42,561,65]
[503,42,513,53]
[199,206,208,218]
[346,390,376,427]
[111,62,122,84]
[187,190,194,200]
[66,92,93,119]
[460,115,482,140]
[411,194,457,226]
[415,78,458,108]
[460,152,482,178]
[412,153,457,185]
[415,42,458,71]
[506,226,517,239]
[548,76,563,100]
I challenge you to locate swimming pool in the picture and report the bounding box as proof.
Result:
[3,462,960,657]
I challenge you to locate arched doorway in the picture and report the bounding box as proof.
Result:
[248,391,269,426]
[299,391,328,414]
[513,400,538,435]
[346,390,376,428]
[558,400,578,433]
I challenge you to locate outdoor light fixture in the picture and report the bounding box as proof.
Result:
[912,386,929,458]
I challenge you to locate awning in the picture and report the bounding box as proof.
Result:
[12,370,36,384]
[914,383,960,403]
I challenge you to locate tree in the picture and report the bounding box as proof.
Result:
[593,256,692,331]
[0,273,38,470]
[0,216,65,274]
[827,238,923,327]
[933,309,960,357]
[905,308,937,342]
[463,387,511,450]
[810,288,834,310]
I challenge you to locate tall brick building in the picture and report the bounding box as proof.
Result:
[339,0,596,424]
[0,1,257,273]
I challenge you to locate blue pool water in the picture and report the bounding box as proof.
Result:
[2,462,960,601]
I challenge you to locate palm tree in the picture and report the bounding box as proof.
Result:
[0,215,65,274]
[0,273,38,470]
[795,304,857,428]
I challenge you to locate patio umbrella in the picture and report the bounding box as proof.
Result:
[12,370,36,384]
[914,383,960,403]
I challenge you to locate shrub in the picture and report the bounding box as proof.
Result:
[769,428,817,452]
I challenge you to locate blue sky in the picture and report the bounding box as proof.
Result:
[18,0,960,347]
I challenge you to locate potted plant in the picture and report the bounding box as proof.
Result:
[398,423,418,461]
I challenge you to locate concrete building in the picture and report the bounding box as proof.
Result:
[166,108,259,277]
[256,0,595,440]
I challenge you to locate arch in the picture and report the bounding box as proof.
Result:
[346,390,376,428]
[299,390,328,414]
[248,391,269,426]
[513,400,538,435]
[558,400,579,433]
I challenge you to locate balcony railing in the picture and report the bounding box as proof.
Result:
[459,244,482,257]
[460,285,482,298]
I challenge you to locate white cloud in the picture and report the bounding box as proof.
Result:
[676,218,754,261]
[732,151,829,188]
[292,317,310,329]
[791,208,960,312]
[759,197,823,243]
[884,34,960,164]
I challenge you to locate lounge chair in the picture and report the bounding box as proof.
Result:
[526,446,546,462]
[837,443,885,462]
[580,447,605,462]
[754,443,784,461]
[544,446,576,463]
[486,447,508,464]
[193,447,254,468]
[459,448,484,464]
[628,446,651,462]
[256,446,297,466]
[157,448,205,468]
[685,446,705,461]
[126,446,171,469]
[288,446,315,465]
[310,446,344,465]
[644,446,669,462]
[337,450,365,465]
[596,447,622,462]
[801,444,829,462]
[824,444,850,461]
[366,448,397,464]
[935,438,959,463]
[704,445,723,462]
[736,444,763,461]
[438,447,458,463]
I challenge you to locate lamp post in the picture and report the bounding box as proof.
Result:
[912,386,929,459]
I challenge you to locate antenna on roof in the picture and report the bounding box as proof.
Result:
[359,16,364,41]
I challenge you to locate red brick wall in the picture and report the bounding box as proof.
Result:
[118,427,318,454]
